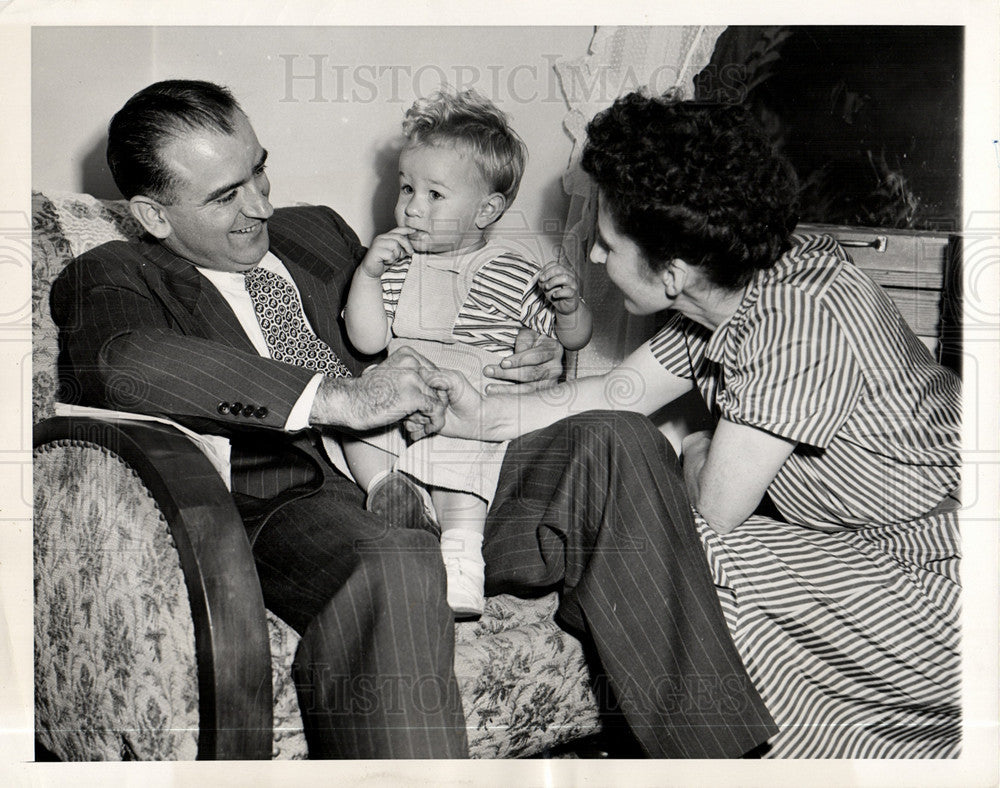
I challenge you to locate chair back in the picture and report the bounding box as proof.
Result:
[32,192,142,421]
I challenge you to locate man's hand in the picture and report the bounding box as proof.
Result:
[483,328,563,395]
[406,367,498,442]
[309,346,444,432]
[358,226,415,278]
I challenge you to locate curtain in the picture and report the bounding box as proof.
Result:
[554,26,725,376]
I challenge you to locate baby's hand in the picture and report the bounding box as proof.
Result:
[538,260,581,315]
[360,226,415,278]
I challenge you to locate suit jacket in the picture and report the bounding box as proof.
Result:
[51,205,376,530]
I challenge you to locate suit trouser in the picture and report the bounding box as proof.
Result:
[250,472,468,759]
[250,410,776,759]
[483,411,778,758]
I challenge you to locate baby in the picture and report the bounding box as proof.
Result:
[343,87,592,617]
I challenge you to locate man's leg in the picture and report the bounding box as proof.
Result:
[484,411,777,758]
[250,473,467,759]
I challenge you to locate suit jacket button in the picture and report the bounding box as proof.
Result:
[255,406,268,419]
[231,402,243,415]
[217,401,231,415]
[242,404,257,417]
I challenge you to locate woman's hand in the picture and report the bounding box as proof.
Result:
[682,420,797,535]
[406,366,502,442]
[483,328,564,395]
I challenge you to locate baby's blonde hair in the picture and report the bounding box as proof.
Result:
[402,86,527,204]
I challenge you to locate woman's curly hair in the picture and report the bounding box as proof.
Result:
[581,92,799,289]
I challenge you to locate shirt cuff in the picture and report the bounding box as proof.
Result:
[286,373,324,430]
[288,374,356,483]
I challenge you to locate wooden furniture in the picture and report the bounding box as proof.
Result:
[34,417,273,759]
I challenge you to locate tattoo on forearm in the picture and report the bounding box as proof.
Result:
[359,373,398,419]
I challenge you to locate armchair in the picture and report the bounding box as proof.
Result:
[32,191,602,760]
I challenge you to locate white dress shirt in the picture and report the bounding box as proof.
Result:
[195,252,353,480]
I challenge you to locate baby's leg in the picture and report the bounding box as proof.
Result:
[345,440,440,534]
[432,489,487,619]
[342,437,397,493]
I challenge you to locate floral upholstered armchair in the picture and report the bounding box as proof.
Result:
[32,190,602,760]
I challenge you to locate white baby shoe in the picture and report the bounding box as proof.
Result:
[440,529,486,619]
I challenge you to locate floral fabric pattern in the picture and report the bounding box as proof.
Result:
[32,191,142,422]
[34,442,199,760]
[32,192,71,422]
[266,612,308,760]
[455,597,601,758]
[266,593,601,759]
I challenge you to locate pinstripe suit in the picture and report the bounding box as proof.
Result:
[52,205,776,758]
[52,206,467,758]
[53,207,368,508]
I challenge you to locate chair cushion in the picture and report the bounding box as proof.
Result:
[34,441,200,760]
[266,611,310,760]
[266,591,600,759]
[454,594,601,758]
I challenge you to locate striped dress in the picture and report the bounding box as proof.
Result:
[649,235,962,757]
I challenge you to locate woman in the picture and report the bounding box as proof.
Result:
[416,93,962,758]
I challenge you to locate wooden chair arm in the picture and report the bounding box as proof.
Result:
[34,416,272,759]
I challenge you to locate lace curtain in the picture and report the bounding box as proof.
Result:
[554,26,725,376]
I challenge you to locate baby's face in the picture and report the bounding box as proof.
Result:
[395,143,494,254]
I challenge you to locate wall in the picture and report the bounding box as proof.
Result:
[32,26,594,250]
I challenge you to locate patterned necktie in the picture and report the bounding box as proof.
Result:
[244,265,351,378]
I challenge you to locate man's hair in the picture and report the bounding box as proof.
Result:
[107,80,244,203]
[581,92,799,290]
[402,87,527,205]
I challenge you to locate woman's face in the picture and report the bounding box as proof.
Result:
[591,199,672,315]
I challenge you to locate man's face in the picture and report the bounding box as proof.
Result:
[153,112,274,272]
[394,143,495,255]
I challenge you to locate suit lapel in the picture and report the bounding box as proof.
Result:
[137,212,366,373]
[139,240,258,354]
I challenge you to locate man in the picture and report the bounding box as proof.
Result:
[52,80,776,758]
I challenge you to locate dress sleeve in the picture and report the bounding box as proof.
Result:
[718,292,862,449]
[648,312,710,380]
